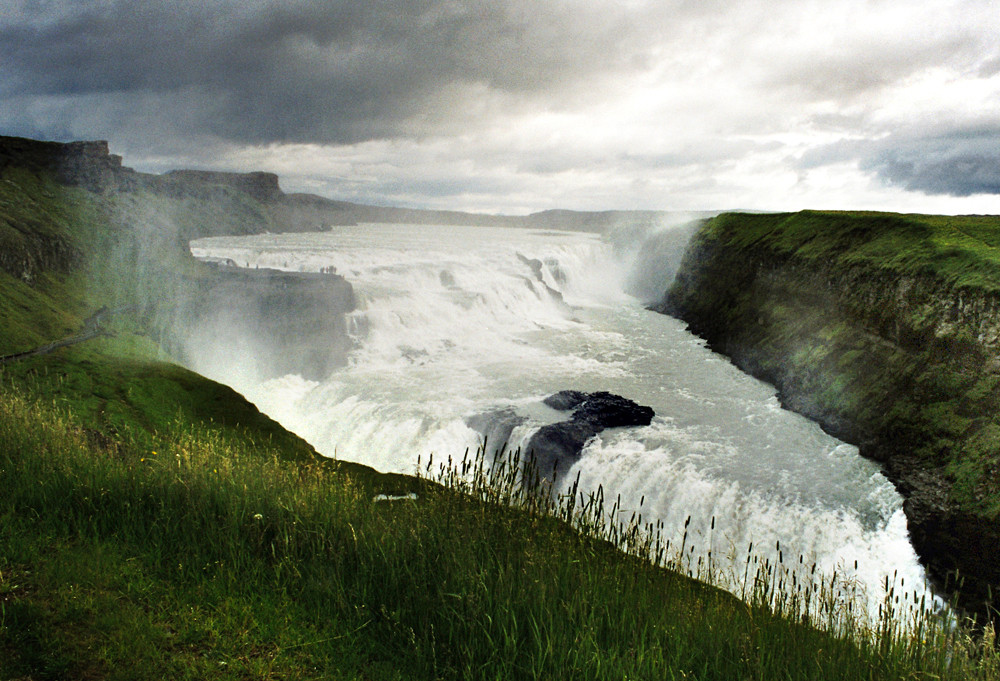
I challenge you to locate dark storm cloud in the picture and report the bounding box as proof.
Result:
[3,0,997,212]
[0,0,663,146]
[800,125,1000,197]
[861,127,1000,196]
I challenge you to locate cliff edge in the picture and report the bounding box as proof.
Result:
[657,210,1000,621]
[0,134,356,382]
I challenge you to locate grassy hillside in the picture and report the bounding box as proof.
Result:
[5,387,998,680]
[0,160,294,441]
[2,147,998,678]
[663,210,1000,620]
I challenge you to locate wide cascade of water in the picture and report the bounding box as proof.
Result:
[189,221,935,618]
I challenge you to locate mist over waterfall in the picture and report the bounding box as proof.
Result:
[188,219,936,619]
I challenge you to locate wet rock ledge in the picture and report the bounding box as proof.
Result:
[528,391,655,481]
[467,391,655,483]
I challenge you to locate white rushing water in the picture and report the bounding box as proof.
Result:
[189,221,935,620]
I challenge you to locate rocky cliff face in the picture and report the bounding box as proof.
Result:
[0,136,132,193]
[174,264,356,384]
[658,211,1000,623]
[0,138,127,282]
[0,134,290,207]
[0,221,76,284]
[161,170,283,203]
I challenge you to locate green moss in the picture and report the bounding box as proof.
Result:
[953,425,1000,514]
[967,375,999,402]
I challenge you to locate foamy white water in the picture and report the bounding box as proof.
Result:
[189,221,936,620]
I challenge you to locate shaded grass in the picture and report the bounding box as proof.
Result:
[3,339,320,463]
[0,270,86,356]
[2,386,999,680]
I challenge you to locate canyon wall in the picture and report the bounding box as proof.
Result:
[657,210,1000,621]
[174,264,356,384]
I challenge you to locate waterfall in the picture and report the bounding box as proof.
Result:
[189,221,938,621]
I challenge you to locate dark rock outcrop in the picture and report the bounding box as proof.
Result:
[0,135,290,205]
[0,136,133,193]
[528,391,654,481]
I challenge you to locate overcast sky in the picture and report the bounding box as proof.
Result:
[2,0,998,214]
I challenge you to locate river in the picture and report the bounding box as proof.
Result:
[189,220,935,621]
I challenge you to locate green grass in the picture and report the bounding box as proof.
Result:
[704,210,1000,291]
[3,385,999,680]
[3,344,317,461]
[0,270,82,355]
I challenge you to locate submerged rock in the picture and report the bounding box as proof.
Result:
[465,392,654,482]
[529,391,654,481]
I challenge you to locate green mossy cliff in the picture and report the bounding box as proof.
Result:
[658,210,1000,620]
